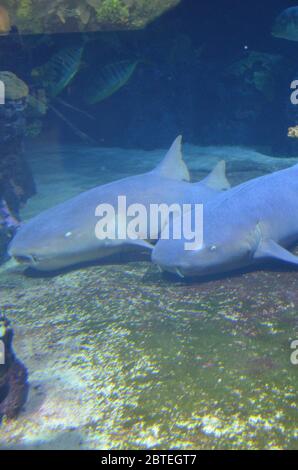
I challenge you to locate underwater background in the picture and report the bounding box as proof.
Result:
[0,0,298,449]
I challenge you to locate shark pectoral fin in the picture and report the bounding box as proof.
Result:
[152,135,190,182]
[126,239,154,251]
[254,239,298,265]
[200,160,231,191]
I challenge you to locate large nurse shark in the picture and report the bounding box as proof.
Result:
[152,163,298,278]
[9,136,230,272]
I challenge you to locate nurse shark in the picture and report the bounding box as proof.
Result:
[9,136,230,272]
[152,163,298,278]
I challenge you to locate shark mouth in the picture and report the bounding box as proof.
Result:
[13,254,39,265]
[156,264,185,278]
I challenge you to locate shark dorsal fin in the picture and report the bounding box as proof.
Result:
[201,160,231,191]
[152,136,190,182]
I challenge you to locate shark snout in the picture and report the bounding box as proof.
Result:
[152,237,239,278]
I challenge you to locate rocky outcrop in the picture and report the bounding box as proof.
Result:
[0,316,29,421]
[0,72,35,262]
[288,126,298,138]
[1,1,181,34]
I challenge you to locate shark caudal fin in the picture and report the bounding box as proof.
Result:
[152,136,190,182]
[201,160,231,191]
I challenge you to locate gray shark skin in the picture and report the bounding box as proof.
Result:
[152,163,298,278]
[9,136,230,272]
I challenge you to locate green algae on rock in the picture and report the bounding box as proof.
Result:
[1,0,181,34]
[0,72,29,101]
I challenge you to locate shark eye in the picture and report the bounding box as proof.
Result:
[209,245,217,252]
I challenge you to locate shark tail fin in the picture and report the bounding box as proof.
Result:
[201,160,231,191]
[152,136,190,182]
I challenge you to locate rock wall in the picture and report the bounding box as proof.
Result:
[0,73,35,262]
[0,316,28,421]
[1,0,181,34]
